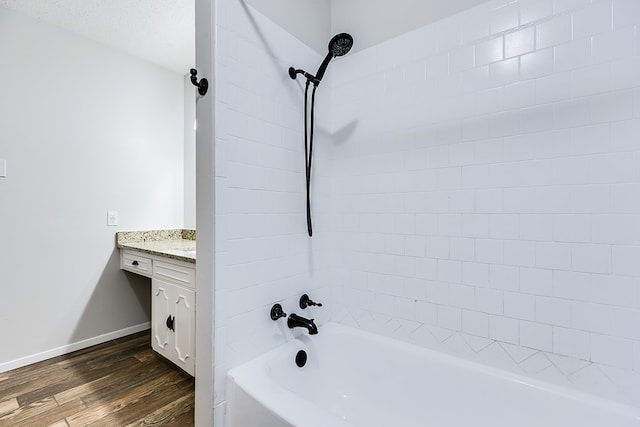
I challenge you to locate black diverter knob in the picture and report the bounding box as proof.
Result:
[299,294,323,309]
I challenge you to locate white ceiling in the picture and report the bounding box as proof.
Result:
[0,0,195,74]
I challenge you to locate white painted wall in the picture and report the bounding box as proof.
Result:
[330,0,640,407]
[245,0,331,54]
[212,0,333,416]
[331,0,492,52]
[0,8,185,371]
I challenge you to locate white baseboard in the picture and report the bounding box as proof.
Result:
[0,322,151,374]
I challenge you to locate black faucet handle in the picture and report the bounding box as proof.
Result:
[270,304,287,321]
[299,294,323,309]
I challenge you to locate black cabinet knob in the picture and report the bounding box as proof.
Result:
[166,315,175,331]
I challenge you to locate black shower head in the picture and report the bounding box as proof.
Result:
[288,33,354,86]
[329,33,354,57]
[314,33,354,85]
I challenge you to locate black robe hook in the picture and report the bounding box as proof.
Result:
[190,68,208,96]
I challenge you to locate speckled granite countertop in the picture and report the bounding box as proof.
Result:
[117,229,196,264]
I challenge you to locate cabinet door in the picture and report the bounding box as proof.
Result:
[151,278,195,376]
[171,285,195,376]
[151,279,172,357]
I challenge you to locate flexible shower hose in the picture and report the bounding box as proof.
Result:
[304,80,317,237]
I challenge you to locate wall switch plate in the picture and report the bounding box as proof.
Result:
[107,211,119,226]
[0,159,6,178]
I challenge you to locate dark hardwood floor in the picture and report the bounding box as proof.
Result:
[0,331,195,426]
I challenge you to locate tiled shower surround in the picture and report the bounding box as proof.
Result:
[213,0,640,416]
[330,0,640,406]
[213,0,333,410]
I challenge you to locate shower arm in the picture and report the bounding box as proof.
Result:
[288,53,333,87]
[288,67,320,86]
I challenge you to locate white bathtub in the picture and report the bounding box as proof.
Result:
[226,323,640,427]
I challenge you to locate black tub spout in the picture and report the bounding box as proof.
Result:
[287,313,318,335]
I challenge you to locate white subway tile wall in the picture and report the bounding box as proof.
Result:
[213,0,640,414]
[330,0,640,406]
[213,0,332,407]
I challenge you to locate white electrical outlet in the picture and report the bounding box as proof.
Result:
[107,211,119,226]
[0,159,6,178]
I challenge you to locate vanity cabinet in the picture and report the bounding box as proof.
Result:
[120,249,196,376]
[152,277,195,376]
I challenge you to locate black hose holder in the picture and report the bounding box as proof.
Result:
[190,68,208,96]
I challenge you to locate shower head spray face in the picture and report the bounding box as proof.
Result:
[329,33,354,57]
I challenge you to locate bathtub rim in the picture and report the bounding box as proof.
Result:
[226,334,352,427]
[226,322,640,426]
